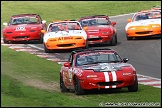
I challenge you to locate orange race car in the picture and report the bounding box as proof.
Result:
[41,20,88,53]
[125,10,161,40]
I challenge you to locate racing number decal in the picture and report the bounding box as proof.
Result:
[58,36,73,41]
[15,26,26,31]
[68,68,73,82]
[68,73,72,82]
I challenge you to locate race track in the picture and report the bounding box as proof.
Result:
[33,14,161,79]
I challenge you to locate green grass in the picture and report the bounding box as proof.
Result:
[1,46,161,107]
[1,1,161,107]
[1,1,161,28]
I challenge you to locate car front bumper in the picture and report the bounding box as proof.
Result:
[126,27,161,37]
[3,31,41,41]
[79,75,136,90]
[44,38,86,50]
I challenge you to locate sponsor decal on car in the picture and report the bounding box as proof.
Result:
[57,36,73,41]
[15,26,26,31]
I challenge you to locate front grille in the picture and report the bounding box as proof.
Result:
[135,31,152,34]
[13,36,29,39]
[88,37,102,41]
[7,32,13,34]
[57,43,75,47]
[97,81,123,86]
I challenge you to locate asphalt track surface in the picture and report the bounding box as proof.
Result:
[32,13,161,79]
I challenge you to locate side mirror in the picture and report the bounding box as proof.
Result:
[111,22,116,26]
[41,30,46,34]
[42,20,46,24]
[64,62,70,67]
[83,26,88,31]
[3,22,8,26]
[127,19,132,23]
[123,58,129,63]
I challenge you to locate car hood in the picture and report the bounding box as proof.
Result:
[44,30,87,42]
[4,24,41,31]
[87,25,112,32]
[79,63,133,72]
[125,19,161,30]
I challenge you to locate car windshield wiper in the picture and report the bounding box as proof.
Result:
[27,22,38,24]
[90,61,103,64]
[108,60,122,63]
[78,61,102,66]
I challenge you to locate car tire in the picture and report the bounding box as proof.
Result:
[74,76,85,95]
[128,75,138,92]
[3,37,9,44]
[44,44,51,53]
[126,35,132,40]
[110,33,117,46]
[60,75,69,92]
[39,33,44,44]
[84,39,89,49]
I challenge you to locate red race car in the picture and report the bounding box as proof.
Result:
[2,14,47,44]
[60,48,138,95]
[79,15,117,46]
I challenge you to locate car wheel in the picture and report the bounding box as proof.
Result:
[85,39,89,49]
[126,35,132,40]
[110,33,117,46]
[74,76,85,95]
[60,75,69,92]
[3,37,9,44]
[128,75,138,92]
[44,44,51,53]
[39,33,44,44]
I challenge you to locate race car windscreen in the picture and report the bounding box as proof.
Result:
[80,18,110,27]
[47,22,81,32]
[133,11,161,21]
[10,17,40,25]
[76,51,123,66]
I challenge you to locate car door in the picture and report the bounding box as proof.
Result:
[63,53,75,88]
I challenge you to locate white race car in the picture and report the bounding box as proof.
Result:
[125,10,161,40]
[41,20,88,53]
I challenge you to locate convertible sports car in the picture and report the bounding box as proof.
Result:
[2,14,47,44]
[60,48,138,95]
[41,20,88,53]
[79,15,117,46]
[125,10,161,40]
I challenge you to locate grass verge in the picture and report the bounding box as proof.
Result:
[1,1,161,107]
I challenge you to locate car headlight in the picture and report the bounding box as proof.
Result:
[30,30,36,32]
[86,75,97,78]
[152,25,157,28]
[129,27,136,30]
[102,32,109,35]
[122,72,132,76]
